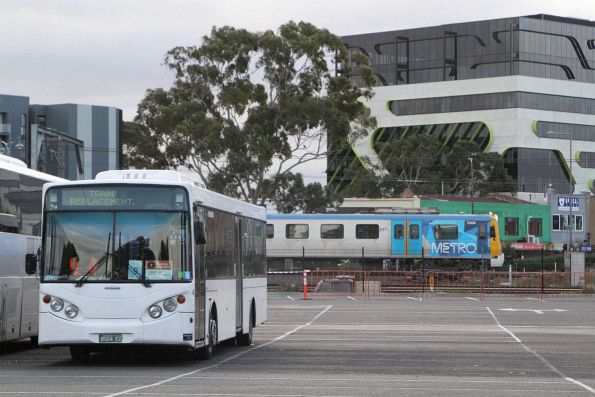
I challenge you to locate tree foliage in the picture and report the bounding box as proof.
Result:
[343,137,516,197]
[126,21,375,207]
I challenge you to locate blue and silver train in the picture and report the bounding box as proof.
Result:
[266,213,504,269]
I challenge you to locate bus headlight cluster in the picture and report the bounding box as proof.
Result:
[43,295,80,320]
[149,305,162,319]
[146,295,185,320]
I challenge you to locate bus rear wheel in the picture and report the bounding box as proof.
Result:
[237,306,253,346]
[69,346,90,362]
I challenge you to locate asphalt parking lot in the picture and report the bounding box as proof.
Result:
[1,293,595,396]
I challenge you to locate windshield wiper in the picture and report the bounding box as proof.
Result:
[75,233,111,288]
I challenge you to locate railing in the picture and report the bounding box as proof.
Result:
[269,270,595,300]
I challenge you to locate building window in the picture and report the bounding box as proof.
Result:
[505,217,519,236]
[356,224,379,239]
[321,224,344,239]
[433,224,458,240]
[266,224,274,239]
[286,224,309,239]
[574,215,583,232]
[552,214,560,231]
[528,218,542,236]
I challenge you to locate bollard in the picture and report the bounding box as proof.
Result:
[303,270,308,300]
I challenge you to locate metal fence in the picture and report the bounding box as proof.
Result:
[269,270,595,300]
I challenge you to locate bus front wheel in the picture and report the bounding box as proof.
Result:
[199,316,217,360]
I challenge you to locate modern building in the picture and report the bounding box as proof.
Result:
[331,14,595,201]
[0,94,122,180]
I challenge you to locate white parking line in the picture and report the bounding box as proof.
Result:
[465,297,479,301]
[407,296,422,301]
[286,296,295,301]
[347,296,357,301]
[526,297,543,301]
[103,305,333,397]
[486,307,595,395]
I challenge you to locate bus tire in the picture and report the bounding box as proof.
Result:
[30,336,38,346]
[69,346,90,362]
[237,304,254,346]
[199,315,217,360]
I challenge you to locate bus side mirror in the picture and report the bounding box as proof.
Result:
[25,254,37,275]
[194,220,206,245]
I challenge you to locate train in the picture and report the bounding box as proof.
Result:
[266,213,504,270]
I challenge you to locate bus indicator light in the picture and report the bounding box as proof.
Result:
[43,295,51,304]
[177,295,186,304]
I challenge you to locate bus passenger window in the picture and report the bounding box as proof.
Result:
[394,225,404,240]
[409,224,419,240]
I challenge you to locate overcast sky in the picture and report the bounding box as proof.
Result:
[2,0,594,183]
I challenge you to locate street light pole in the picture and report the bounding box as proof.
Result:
[468,157,474,214]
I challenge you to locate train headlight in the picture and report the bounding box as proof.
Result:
[50,297,64,312]
[148,305,162,319]
[64,305,78,318]
[163,298,177,312]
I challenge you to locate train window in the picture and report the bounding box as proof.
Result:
[286,224,309,239]
[479,223,487,240]
[394,225,404,239]
[433,224,458,240]
[266,224,274,239]
[409,224,419,240]
[490,226,496,239]
[321,224,344,239]
[356,224,379,239]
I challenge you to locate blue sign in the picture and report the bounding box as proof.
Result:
[557,197,579,211]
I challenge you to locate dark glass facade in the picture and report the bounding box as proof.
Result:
[535,121,595,142]
[390,92,595,116]
[504,148,572,194]
[343,15,595,85]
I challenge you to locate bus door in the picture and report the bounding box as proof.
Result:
[234,217,243,331]
[193,204,206,342]
[407,220,422,257]
[391,220,406,255]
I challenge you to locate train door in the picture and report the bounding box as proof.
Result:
[407,220,422,256]
[391,220,406,255]
[235,217,243,331]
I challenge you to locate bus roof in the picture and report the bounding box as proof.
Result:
[43,169,266,221]
[0,153,66,183]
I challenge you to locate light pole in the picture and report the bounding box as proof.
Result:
[527,215,533,242]
[547,130,573,269]
[468,157,474,214]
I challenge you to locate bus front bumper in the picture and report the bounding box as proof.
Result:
[38,312,195,347]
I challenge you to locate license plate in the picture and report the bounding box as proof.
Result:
[99,334,123,343]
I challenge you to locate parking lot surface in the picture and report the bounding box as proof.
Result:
[1,293,595,396]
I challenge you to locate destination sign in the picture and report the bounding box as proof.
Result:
[46,186,188,211]
[66,190,135,207]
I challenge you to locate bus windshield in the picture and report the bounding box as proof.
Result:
[42,186,191,283]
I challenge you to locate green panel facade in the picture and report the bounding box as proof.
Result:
[421,199,552,244]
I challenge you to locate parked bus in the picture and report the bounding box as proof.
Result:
[0,153,64,344]
[36,170,266,360]
[266,213,504,270]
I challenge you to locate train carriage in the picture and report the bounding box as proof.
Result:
[266,213,504,268]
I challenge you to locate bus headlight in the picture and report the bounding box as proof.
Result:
[50,297,64,312]
[64,304,79,318]
[148,305,162,319]
[163,298,177,312]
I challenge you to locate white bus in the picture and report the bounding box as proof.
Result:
[0,153,64,344]
[37,170,267,360]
